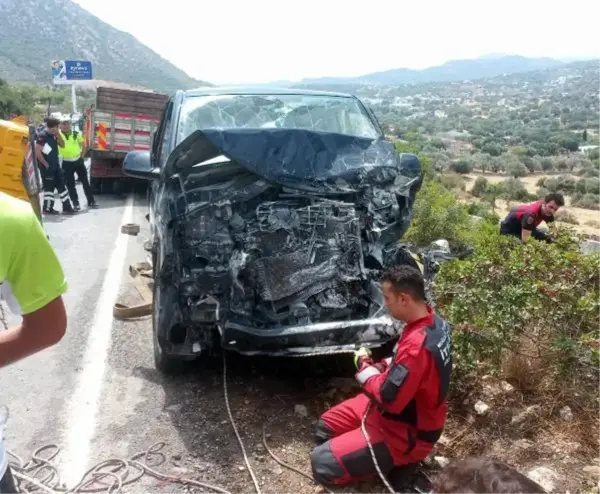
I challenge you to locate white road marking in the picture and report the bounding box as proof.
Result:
[60,195,134,487]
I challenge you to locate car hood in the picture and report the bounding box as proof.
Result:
[164,128,422,192]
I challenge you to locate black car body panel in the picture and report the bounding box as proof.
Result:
[129,89,424,358]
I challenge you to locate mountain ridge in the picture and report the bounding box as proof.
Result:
[0,0,210,93]
[296,55,573,86]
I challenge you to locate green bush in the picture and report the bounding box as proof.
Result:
[502,178,531,201]
[438,173,466,191]
[451,160,474,174]
[506,161,529,178]
[435,229,600,395]
[471,176,488,198]
[572,193,600,210]
[466,203,500,225]
[403,180,472,249]
[585,177,600,195]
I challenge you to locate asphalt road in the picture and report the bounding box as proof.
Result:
[0,187,380,494]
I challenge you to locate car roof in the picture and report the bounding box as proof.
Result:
[182,86,356,99]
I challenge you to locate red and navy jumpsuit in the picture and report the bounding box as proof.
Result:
[310,307,452,485]
[500,200,554,243]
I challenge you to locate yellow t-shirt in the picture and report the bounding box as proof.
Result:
[0,192,68,315]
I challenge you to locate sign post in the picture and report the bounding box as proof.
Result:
[51,60,94,115]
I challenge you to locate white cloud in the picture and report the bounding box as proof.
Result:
[73,0,600,84]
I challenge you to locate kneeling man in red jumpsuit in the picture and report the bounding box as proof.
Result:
[310,265,452,486]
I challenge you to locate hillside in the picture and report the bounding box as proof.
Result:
[298,55,567,86]
[0,0,210,94]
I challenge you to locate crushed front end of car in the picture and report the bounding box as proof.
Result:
[156,128,423,357]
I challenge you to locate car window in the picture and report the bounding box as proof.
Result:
[156,102,174,167]
[176,94,381,144]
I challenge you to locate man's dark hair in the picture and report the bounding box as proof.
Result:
[433,458,546,493]
[46,117,60,129]
[544,192,564,207]
[381,265,425,301]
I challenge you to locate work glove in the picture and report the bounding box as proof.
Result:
[353,346,372,369]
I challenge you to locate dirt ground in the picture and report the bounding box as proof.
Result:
[124,354,599,494]
[463,173,600,236]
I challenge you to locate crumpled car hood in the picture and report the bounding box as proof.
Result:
[164,128,422,193]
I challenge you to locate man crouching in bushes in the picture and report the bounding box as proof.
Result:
[433,458,547,493]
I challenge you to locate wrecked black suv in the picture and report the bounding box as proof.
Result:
[124,88,423,373]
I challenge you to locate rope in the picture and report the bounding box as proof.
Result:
[360,401,397,494]
[222,353,262,494]
[2,354,261,494]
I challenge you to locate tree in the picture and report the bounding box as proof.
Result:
[506,161,529,178]
[583,129,588,142]
[483,183,505,212]
[451,160,473,174]
[471,176,488,198]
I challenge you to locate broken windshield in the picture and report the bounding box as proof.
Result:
[176,94,380,144]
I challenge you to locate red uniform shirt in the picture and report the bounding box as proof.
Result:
[355,307,451,436]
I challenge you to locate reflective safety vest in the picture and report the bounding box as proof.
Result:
[59,131,83,160]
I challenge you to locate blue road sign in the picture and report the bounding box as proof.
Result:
[52,60,93,84]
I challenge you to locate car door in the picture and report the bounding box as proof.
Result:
[148,99,174,251]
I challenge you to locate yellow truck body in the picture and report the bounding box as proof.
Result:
[0,118,43,222]
[0,118,30,200]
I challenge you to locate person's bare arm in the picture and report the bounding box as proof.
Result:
[35,143,49,168]
[0,199,69,369]
[56,132,65,147]
[0,296,66,368]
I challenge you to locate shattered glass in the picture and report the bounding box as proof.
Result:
[176,94,380,144]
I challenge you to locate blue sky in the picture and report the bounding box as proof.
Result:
[74,0,600,85]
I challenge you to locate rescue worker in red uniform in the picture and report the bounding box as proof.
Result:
[499,193,564,244]
[310,265,452,486]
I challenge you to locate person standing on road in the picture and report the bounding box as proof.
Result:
[59,118,98,211]
[35,117,76,215]
[0,191,68,492]
[310,265,452,488]
[499,192,564,244]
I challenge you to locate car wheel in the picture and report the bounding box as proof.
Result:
[152,279,185,375]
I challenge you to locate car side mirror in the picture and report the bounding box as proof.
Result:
[123,151,159,180]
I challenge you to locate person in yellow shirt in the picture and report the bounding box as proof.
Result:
[58,118,98,211]
[0,191,68,491]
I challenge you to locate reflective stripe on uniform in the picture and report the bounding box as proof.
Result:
[355,365,381,385]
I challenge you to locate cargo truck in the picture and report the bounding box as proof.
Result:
[84,87,168,194]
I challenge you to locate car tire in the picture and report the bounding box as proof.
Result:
[152,279,185,375]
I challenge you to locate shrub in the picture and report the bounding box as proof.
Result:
[536,177,546,187]
[555,210,580,225]
[585,177,600,195]
[471,176,488,197]
[435,229,600,398]
[466,202,500,225]
[451,160,473,174]
[502,178,531,201]
[540,157,554,171]
[438,173,466,191]
[403,180,472,249]
[506,161,529,178]
[572,193,600,210]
